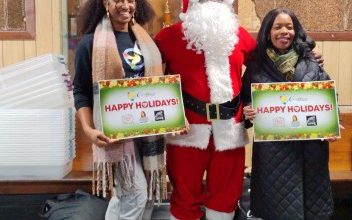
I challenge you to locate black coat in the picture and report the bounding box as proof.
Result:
[242,57,334,220]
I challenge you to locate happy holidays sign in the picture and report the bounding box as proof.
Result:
[96,75,186,139]
[251,80,340,142]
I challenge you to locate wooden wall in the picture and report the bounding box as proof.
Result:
[330,114,352,171]
[0,0,62,68]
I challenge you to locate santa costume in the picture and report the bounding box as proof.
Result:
[155,0,256,219]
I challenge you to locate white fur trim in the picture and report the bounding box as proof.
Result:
[205,207,235,220]
[166,122,247,151]
[212,121,248,151]
[205,56,233,103]
[166,124,211,149]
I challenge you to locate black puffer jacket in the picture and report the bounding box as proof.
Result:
[242,57,334,220]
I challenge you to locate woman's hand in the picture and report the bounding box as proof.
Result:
[76,107,120,148]
[243,105,256,122]
[312,51,324,67]
[86,128,119,147]
[171,117,190,136]
[323,124,345,142]
[180,117,191,134]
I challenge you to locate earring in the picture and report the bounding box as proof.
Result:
[130,14,136,25]
[106,1,110,18]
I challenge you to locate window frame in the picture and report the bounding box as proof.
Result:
[0,0,35,40]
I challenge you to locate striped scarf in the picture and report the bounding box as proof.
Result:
[266,48,299,81]
[91,16,166,201]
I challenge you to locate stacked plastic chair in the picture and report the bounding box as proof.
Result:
[0,54,75,179]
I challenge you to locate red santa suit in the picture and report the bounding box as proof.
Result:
[155,0,256,219]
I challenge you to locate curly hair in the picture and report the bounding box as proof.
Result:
[254,8,315,62]
[77,0,155,35]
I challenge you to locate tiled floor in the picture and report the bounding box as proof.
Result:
[151,204,170,220]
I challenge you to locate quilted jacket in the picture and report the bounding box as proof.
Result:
[242,57,334,220]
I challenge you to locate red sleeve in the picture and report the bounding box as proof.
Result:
[238,27,256,65]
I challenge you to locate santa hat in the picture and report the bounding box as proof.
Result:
[182,0,234,13]
[182,0,188,13]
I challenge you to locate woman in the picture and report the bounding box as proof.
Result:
[291,114,300,128]
[242,8,336,220]
[139,111,149,123]
[73,0,164,219]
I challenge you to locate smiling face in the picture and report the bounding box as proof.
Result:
[141,111,146,118]
[105,0,136,31]
[270,13,295,53]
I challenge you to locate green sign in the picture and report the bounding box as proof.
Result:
[251,80,340,142]
[97,75,186,139]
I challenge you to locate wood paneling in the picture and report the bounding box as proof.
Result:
[338,42,352,106]
[314,41,323,55]
[329,114,352,171]
[52,0,62,54]
[323,41,340,87]
[0,0,61,66]
[0,171,92,194]
[24,40,36,59]
[2,40,24,66]
[35,0,53,54]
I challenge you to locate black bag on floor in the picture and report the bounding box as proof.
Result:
[40,189,108,220]
[234,176,263,220]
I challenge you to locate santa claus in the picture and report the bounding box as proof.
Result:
[155,0,256,219]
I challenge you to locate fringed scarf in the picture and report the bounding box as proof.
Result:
[266,48,299,81]
[91,15,167,201]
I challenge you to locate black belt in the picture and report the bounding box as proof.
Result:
[182,91,241,121]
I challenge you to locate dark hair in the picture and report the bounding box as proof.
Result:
[77,0,155,35]
[254,8,315,62]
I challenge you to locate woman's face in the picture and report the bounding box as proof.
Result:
[270,13,295,53]
[106,0,136,31]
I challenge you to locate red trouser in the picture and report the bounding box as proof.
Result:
[167,137,245,220]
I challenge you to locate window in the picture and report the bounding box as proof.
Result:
[0,0,35,40]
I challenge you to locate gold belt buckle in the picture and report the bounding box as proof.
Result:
[206,103,220,121]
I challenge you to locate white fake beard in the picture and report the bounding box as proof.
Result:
[180,0,239,103]
[180,0,239,57]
